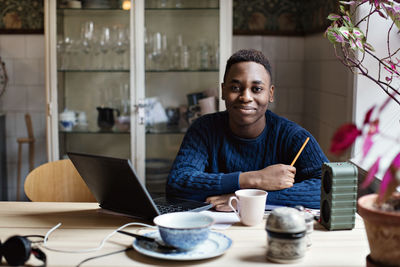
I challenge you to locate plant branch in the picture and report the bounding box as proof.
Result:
[365,50,397,76]
[387,20,395,60]
[383,47,400,60]
[355,7,376,27]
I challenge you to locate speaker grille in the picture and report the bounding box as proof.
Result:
[320,162,358,230]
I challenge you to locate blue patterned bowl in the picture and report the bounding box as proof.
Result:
[153,212,214,250]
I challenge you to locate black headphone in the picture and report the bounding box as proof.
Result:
[0,235,46,266]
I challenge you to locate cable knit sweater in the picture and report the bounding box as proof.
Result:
[166,110,328,209]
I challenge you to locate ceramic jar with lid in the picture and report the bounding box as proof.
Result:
[295,205,315,248]
[265,207,307,263]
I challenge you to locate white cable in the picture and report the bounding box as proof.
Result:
[42,222,156,253]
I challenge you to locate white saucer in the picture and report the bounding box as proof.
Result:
[132,231,232,261]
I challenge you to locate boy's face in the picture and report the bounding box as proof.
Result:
[222,61,274,131]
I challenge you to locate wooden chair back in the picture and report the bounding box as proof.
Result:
[25,113,34,139]
[17,113,35,200]
[24,159,96,202]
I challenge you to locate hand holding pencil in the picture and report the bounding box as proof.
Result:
[238,137,310,191]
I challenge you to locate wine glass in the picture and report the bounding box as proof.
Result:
[80,21,95,69]
[112,25,129,69]
[58,36,75,70]
[99,26,111,69]
[150,32,169,70]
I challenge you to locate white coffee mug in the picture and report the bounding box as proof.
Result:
[228,189,268,226]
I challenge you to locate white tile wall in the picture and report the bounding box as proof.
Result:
[0,36,25,59]
[276,61,304,87]
[303,33,354,159]
[288,37,305,61]
[0,35,47,201]
[262,36,289,61]
[232,36,263,52]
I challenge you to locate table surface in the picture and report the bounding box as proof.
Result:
[0,202,370,267]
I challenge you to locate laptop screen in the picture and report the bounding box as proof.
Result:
[68,152,160,220]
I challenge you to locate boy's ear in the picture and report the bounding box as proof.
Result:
[269,85,275,102]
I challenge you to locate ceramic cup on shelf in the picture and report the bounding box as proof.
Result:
[75,111,88,130]
[228,189,267,226]
[59,109,77,131]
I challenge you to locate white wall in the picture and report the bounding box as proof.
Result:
[0,35,47,201]
[352,6,400,178]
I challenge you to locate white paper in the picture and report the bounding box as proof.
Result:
[200,210,240,230]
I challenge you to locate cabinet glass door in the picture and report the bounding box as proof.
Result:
[143,0,222,194]
[55,1,132,160]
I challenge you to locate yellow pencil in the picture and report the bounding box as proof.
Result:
[290,137,310,166]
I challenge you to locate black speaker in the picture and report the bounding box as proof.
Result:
[320,162,358,230]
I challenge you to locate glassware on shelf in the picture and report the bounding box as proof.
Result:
[59,22,131,71]
[56,39,64,70]
[111,25,129,70]
[170,34,183,70]
[144,29,219,72]
[146,31,169,70]
[157,0,168,8]
[99,26,112,69]
[80,21,96,69]
[57,36,78,70]
[174,0,183,8]
[180,45,190,70]
[199,42,209,70]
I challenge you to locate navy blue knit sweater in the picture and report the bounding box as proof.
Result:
[166,110,328,209]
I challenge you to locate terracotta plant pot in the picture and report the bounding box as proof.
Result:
[358,194,400,267]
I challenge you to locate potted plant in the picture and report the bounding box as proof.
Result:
[325,0,400,266]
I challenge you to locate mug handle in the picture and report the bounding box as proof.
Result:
[228,196,240,219]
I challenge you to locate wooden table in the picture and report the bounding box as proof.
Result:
[0,202,369,267]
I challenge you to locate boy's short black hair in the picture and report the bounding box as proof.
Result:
[223,49,272,82]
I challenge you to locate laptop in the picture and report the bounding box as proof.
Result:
[67,152,212,221]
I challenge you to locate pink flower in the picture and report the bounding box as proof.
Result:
[330,124,362,155]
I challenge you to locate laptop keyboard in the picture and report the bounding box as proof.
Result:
[156,204,192,214]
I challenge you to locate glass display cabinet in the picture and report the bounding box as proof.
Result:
[45,0,232,192]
